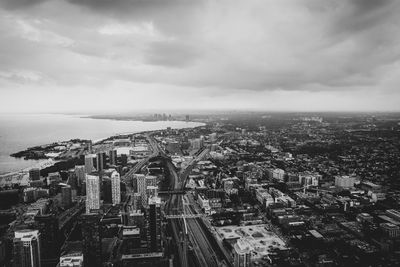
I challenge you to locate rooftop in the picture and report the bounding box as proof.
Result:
[216,224,287,259]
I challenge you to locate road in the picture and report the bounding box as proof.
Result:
[183,201,220,267]
[163,145,231,267]
[164,160,186,266]
[120,136,228,267]
[122,134,160,184]
[121,134,160,224]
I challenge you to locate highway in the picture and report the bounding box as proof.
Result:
[121,134,160,224]
[183,201,220,267]
[164,160,186,266]
[120,135,228,267]
[122,134,160,185]
[163,145,231,267]
[180,147,210,187]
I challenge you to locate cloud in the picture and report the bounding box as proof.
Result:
[0,0,48,10]
[16,19,74,47]
[0,69,43,83]
[98,22,158,37]
[145,40,202,68]
[0,0,399,112]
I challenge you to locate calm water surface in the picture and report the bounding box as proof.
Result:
[0,114,203,174]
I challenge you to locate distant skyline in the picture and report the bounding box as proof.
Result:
[1,0,400,113]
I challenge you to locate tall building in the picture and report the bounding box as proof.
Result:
[233,239,252,267]
[96,152,106,172]
[109,149,117,166]
[102,180,112,204]
[61,185,72,208]
[111,171,121,205]
[74,165,86,189]
[29,168,41,181]
[148,197,162,252]
[13,230,41,267]
[135,174,147,207]
[81,214,102,267]
[34,214,59,265]
[84,154,96,174]
[87,140,93,154]
[67,170,78,190]
[185,115,189,122]
[85,175,100,213]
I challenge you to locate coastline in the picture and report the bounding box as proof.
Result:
[81,114,195,123]
[1,118,206,178]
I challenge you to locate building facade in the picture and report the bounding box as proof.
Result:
[111,171,121,205]
[13,230,41,267]
[85,175,100,213]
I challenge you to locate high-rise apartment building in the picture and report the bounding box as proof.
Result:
[96,152,106,173]
[148,196,162,252]
[81,214,101,267]
[135,174,148,207]
[233,239,252,267]
[87,140,93,154]
[74,165,85,188]
[111,171,120,205]
[85,175,100,213]
[13,230,41,267]
[84,154,96,174]
[109,149,117,166]
[67,169,78,190]
[61,185,72,208]
[34,214,59,265]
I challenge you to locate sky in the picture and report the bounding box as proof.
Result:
[0,0,400,113]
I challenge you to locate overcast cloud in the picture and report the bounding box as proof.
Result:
[0,0,399,113]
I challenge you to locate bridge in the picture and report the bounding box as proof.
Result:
[164,214,203,219]
[158,190,186,195]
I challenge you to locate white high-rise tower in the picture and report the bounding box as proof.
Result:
[111,171,121,205]
[85,174,100,213]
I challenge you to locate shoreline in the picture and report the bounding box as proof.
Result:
[0,159,56,178]
[82,114,202,123]
[1,121,206,178]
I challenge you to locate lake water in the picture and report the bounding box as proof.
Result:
[0,113,204,174]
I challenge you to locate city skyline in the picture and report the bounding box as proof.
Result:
[1,0,400,113]
[2,111,400,266]
[2,1,400,266]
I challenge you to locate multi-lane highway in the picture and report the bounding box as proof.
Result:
[164,160,187,266]
[122,134,160,184]
[183,201,220,267]
[180,147,210,187]
[120,135,229,267]
[163,145,232,267]
[121,134,160,224]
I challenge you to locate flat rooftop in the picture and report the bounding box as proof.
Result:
[216,224,287,259]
